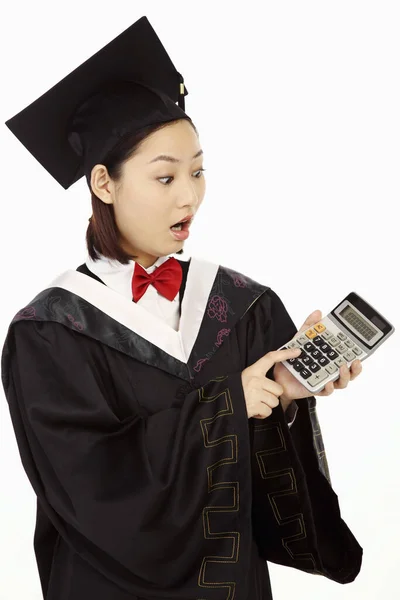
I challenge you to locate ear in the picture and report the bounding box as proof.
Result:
[90,164,115,205]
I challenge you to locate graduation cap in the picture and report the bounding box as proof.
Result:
[5,16,191,190]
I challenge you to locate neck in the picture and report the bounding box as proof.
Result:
[120,240,160,269]
[136,257,160,269]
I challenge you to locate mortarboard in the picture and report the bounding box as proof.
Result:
[5,16,192,190]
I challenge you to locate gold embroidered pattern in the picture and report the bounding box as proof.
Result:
[197,376,240,600]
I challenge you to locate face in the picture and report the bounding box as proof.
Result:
[91,119,206,268]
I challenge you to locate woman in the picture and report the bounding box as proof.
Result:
[1,16,363,600]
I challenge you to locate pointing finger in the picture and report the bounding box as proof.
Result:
[257,347,302,373]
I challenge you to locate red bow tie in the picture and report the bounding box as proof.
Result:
[131,257,183,303]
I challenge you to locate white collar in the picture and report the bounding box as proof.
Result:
[47,256,218,363]
[86,252,175,276]
[85,252,185,302]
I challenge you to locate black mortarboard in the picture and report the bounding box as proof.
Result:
[5,16,191,189]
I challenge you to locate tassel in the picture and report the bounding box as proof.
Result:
[177,72,185,111]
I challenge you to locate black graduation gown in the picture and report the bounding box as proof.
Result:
[1,256,363,600]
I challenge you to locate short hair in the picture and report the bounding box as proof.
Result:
[86,117,198,264]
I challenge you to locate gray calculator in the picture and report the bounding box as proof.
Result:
[278,292,395,394]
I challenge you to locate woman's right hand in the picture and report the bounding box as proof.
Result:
[241,348,301,419]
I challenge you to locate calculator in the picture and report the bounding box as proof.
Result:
[278,292,395,394]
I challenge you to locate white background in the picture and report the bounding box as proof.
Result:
[1,1,399,598]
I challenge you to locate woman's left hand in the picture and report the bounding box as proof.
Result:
[273,310,363,404]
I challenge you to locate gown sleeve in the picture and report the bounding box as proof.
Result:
[249,288,363,583]
[2,319,253,597]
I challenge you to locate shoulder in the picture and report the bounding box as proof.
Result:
[204,257,292,325]
[211,257,293,322]
[2,318,86,366]
[216,259,287,307]
[1,316,106,398]
[191,255,272,295]
[2,316,94,370]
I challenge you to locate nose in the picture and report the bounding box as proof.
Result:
[176,177,204,211]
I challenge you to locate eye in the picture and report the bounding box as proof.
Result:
[158,168,206,185]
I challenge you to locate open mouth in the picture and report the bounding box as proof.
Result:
[170,217,193,231]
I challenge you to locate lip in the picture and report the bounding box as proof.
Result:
[169,224,190,241]
[170,213,194,228]
[169,213,194,241]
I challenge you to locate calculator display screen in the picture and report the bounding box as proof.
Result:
[339,305,377,342]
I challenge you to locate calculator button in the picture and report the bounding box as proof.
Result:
[337,332,347,341]
[308,370,329,387]
[321,330,332,340]
[352,346,362,356]
[335,356,347,368]
[309,362,321,373]
[304,342,316,352]
[336,343,347,354]
[288,340,301,349]
[311,350,322,360]
[314,323,326,333]
[327,336,339,347]
[325,362,338,374]
[298,349,308,360]
[312,336,324,347]
[292,360,304,372]
[344,339,354,348]
[319,343,331,353]
[300,368,312,379]
[287,356,298,365]
[302,354,313,365]
[327,349,339,360]
[298,334,309,345]
[318,356,330,367]
[305,328,318,339]
[343,350,356,361]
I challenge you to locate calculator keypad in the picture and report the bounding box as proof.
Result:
[336,343,347,353]
[282,320,364,389]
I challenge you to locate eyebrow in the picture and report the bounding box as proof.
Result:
[148,149,203,164]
